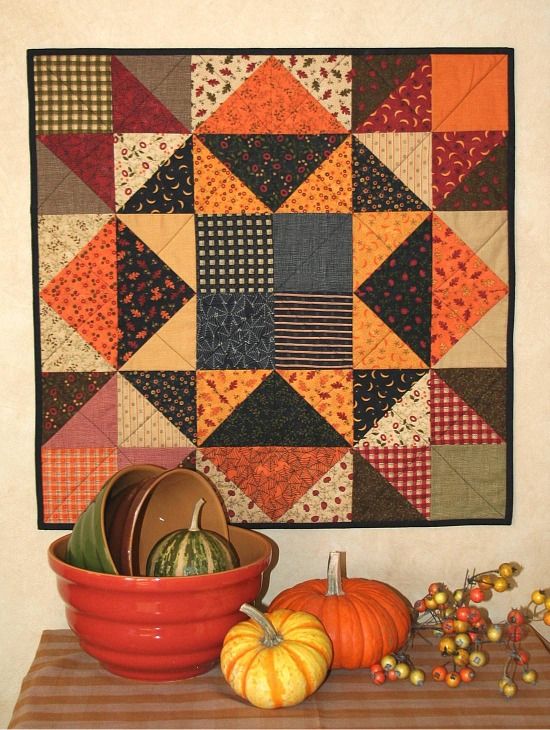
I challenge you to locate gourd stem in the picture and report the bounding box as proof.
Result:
[189,497,206,532]
[326,551,345,596]
[240,603,283,647]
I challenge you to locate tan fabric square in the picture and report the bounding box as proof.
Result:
[431,444,507,520]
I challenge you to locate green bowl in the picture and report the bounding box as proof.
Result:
[66,464,165,574]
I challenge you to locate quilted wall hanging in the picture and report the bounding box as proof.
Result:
[29,48,514,529]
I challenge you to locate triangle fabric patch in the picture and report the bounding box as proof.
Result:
[200,446,349,520]
[112,56,189,133]
[358,372,431,447]
[352,451,428,523]
[437,141,508,211]
[353,211,431,288]
[202,371,349,447]
[117,446,195,471]
[116,213,196,288]
[355,216,432,364]
[196,56,347,134]
[41,372,114,444]
[276,54,352,130]
[352,136,429,211]
[353,369,427,441]
[358,445,431,517]
[118,136,194,213]
[43,376,118,448]
[355,133,432,208]
[191,54,266,129]
[192,136,270,213]
[434,368,507,440]
[121,371,196,444]
[119,299,197,371]
[195,451,271,523]
[116,218,195,366]
[115,55,191,130]
[38,134,115,210]
[432,131,507,208]
[355,58,431,132]
[40,300,115,372]
[196,370,270,445]
[42,448,118,524]
[36,141,112,215]
[278,451,354,523]
[352,54,426,130]
[353,296,429,369]
[38,213,114,288]
[114,133,188,209]
[277,136,352,213]
[278,369,354,445]
[430,371,504,445]
[40,218,118,368]
[198,134,347,212]
[117,375,193,447]
[431,214,508,365]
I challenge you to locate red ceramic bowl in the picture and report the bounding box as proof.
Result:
[48,529,272,682]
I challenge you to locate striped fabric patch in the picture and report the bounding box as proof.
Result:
[274,292,353,368]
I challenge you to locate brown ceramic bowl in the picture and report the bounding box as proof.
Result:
[137,467,229,576]
[106,475,160,575]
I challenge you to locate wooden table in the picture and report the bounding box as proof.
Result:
[8,628,550,729]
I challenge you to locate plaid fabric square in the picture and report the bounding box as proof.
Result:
[359,445,431,517]
[42,447,117,523]
[431,373,504,445]
[274,292,353,369]
[34,55,112,133]
[196,215,274,293]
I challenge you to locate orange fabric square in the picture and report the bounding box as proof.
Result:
[432,54,509,132]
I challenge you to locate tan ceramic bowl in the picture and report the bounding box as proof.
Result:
[137,467,229,576]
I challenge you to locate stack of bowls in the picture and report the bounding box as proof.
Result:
[52,464,273,681]
[66,465,232,576]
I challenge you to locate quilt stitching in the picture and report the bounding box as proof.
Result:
[30,48,513,527]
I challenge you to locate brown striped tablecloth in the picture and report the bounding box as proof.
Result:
[8,628,550,729]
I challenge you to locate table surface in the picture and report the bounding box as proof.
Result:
[8,628,550,729]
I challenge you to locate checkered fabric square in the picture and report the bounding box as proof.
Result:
[33,55,112,133]
[359,445,431,516]
[196,215,274,293]
[41,447,117,523]
[431,373,503,445]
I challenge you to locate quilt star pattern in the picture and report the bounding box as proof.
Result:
[29,49,514,528]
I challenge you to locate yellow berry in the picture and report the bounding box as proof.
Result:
[498,563,514,578]
[424,596,438,610]
[543,610,550,626]
[439,636,457,654]
[531,589,546,605]
[486,624,503,642]
[545,596,550,611]
[502,680,518,698]
[454,648,471,667]
[394,662,410,679]
[522,669,538,684]
[478,573,494,587]
[493,576,509,592]
[455,633,471,649]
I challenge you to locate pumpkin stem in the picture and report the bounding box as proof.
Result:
[240,603,283,648]
[189,497,206,532]
[326,551,345,597]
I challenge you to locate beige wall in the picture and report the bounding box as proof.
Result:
[1,0,549,725]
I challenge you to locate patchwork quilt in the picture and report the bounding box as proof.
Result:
[29,49,514,528]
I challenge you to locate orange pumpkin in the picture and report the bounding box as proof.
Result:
[269,551,411,669]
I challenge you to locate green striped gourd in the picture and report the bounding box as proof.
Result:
[146,497,239,577]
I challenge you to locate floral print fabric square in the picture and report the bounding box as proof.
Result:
[31,49,513,527]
